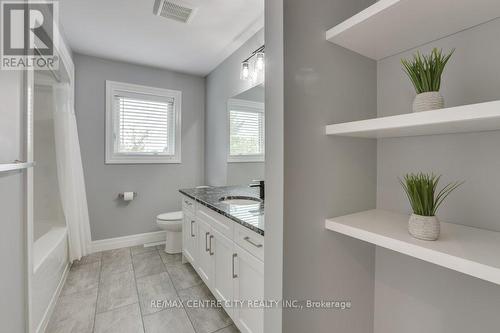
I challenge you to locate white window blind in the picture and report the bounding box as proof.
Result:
[115,96,175,155]
[106,81,182,164]
[228,99,265,162]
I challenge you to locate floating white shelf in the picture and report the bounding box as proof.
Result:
[0,162,35,173]
[326,0,500,60]
[325,101,500,138]
[325,209,500,286]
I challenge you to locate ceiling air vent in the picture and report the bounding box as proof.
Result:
[153,0,197,23]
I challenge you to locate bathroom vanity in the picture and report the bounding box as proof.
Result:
[179,186,264,333]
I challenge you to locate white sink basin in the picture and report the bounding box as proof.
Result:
[219,196,262,206]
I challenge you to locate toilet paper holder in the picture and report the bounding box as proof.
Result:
[118,192,138,200]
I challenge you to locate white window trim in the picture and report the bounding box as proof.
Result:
[105,80,182,164]
[227,98,265,163]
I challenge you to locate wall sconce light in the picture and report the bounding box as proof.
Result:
[255,52,265,71]
[240,61,250,80]
[240,45,265,83]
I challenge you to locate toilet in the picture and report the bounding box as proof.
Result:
[156,211,183,254]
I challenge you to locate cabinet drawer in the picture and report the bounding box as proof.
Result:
[197,205,234,240]
[182,195,196,214]
[233,223,264,261]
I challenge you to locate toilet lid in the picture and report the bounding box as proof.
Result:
[157,211,183,221]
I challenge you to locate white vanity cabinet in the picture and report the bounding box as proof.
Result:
[196,217,213,286]
[181,195,264,333]
[233,243,264,333]
[211,228,236,318]
[182,210,197,264]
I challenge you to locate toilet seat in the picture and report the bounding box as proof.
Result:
[156,211,183,254]
[157,211,183,221]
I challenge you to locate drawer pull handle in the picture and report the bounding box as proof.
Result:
[184,200,192,206]
[209,235,214,255]
[244,236,263,248]
[190,220,195,237]
[232,253,238,278]
[205,232,210,252]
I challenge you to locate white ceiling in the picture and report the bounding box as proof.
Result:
[59,0,264,76]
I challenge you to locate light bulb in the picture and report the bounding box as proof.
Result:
[241,61,250,80]
[255,52,265,70]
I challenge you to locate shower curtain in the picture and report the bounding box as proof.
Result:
[53,84,92,261]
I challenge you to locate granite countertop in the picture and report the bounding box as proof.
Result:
[179,186,264,236]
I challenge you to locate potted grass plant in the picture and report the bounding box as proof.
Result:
[399,173,462,241]
[401,48,454,112]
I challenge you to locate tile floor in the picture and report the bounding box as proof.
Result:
[46,245,239,333]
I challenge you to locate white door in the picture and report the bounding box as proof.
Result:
[182,211,197,264]
[196,218,213,287]
[233,244,264,333]
[211,228,235,318]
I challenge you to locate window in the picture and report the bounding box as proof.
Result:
[105,81,181,164]
[227,99,265,162]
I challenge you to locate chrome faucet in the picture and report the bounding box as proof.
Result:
[250,180,265,200]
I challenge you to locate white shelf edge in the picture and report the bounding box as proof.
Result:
[325,0,500,61]
[325,0,399,42]
[325,209,500,286]
[325,100,500,138]
[0,162,35,173]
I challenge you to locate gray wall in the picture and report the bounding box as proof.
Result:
[280,0,377,332]
[74,54,205,240]
[205,29,265,186]
[375,18,500,333]
[0,71,27,332]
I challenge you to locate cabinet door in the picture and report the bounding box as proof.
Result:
[182,211,197,265]
[196,218,213,287]
[211,228,235,319]
[233,245,264,333]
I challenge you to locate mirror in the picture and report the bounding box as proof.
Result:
[226,83,265,185]
[232,83,264,103]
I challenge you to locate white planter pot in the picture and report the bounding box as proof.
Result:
[412,91,444,112]
[408,214,440,241]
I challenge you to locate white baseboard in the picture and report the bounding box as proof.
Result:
[144,241,165,248]
[91,230,166,253]
[36,263,70,333]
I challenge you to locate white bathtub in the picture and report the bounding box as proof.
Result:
[33,224,69,333]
